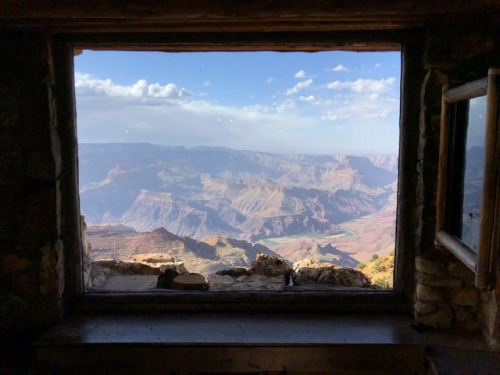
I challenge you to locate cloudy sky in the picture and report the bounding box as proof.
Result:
[74,50,401,154]
[467,96,487,149]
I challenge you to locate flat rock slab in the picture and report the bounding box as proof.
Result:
[101,275,158,291]
[208,273,284,291]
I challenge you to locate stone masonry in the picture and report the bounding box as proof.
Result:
[0,33,63,339]
[412,25,500,343]
[414,255,479,330]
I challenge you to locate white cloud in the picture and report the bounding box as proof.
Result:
[147,83,190,98]
[266,76,275,84]
[243,104,271,113]
[75,73,190,100]
[326,77,396,94]
[299,95,317,104]
[332,64,350,72]
[320,77,398,125]
[294,70,306,78]
[285,79,313,95]
[274,98,296,113]
[322,105,390,121]
[374,63,381,68]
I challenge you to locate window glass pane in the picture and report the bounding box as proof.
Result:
[461,96,487,252]
[75,51,401,292]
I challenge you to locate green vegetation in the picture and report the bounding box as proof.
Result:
[374,276,391,288]
[359,253,394,289]
[356,262,367,270]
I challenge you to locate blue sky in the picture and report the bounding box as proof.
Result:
[74,50,401,154]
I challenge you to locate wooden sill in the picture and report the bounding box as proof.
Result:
[36,312,424,374]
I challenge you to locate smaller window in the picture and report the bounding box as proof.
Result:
[436,68,500,290]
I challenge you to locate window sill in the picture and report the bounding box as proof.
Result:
[37,311,423,374]
[73,289,409,313]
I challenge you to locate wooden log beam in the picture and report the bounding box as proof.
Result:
[0,0,499,19]
[0,18,427,33]
[66,31,404,52]
[0,0,499,32]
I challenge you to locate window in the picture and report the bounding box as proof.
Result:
[74,50,401,294]
[53,32,419,311]
[436,69,500,290]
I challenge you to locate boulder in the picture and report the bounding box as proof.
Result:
[172,273,209,291]
[157,268,180,289]
[317,267,371,287]
[250,253,292,285]
[293,258,371,288]
[292,258,333,284]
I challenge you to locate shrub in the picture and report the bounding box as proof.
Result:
[356,262,367,270]
[375,276,390,288]
[373,262,386,273]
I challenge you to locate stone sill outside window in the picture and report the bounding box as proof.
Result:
[72,289,407,313]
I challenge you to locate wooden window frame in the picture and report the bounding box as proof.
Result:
[436,68,500,290]
[52,32,421,312]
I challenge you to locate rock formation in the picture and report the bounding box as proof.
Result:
[250,253,292,285]
[292,258,371,288]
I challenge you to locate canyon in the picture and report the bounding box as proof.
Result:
[80,143,397,237]
[79,143,398,283]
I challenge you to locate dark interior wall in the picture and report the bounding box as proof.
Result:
[0,32,63,333]
[0,31,64,368]
[419,20,500,261]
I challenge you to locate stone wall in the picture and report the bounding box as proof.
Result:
[412,22,500,346]
[0,32,64,368]
[414,256,479,330]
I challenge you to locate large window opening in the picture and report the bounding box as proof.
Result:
[75,50,401,293]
